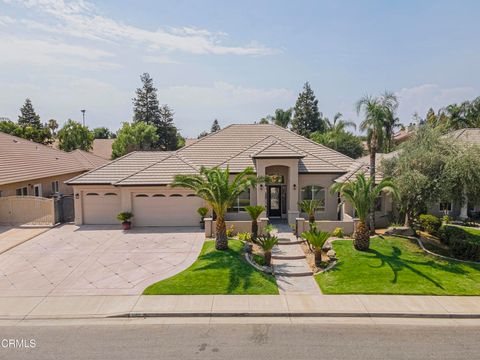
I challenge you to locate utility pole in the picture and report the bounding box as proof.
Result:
[81,109,86,126]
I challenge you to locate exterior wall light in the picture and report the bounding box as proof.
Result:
[260,184,264,190]
[75,193,79,199]
[293,184,297,190]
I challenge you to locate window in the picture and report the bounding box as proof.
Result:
[300,185,325,211]
[104,193,117,196]
[86,193,99,196]
[439,202,452,212]
[228,188,251,212]
[152,194,165,197]
[51,181,59,194]
[16,187,28,196]
[135,194,148,197]
[170,194,183,197]
[186,194,197,197]
[267,174,285,184]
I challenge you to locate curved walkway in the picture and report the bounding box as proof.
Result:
[271,224,321,295]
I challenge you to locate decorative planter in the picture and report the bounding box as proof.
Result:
[200,220,205,230]
[122,221,131,230]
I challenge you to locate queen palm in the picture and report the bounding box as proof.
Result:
[356,92,398,229]
[245,205,265,241]
[172,166,261,250]
[331,173,398,251]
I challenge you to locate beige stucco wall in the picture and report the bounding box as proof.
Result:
[298,173,342,221]
[0,171,84,198]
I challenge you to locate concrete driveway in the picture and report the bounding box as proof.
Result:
[0,226,51,254]
[0,224,204,296]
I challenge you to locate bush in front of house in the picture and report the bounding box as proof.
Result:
[419,214,442,235]
[438,225,480,261]
[332,227,344,238]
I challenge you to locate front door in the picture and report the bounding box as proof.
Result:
[268,185,282,217]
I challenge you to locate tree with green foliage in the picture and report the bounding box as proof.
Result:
[197,131,209,139]
[57,119,94,151]
[311,130,365,159]
[172,167,262,250]
[273,108,292,128]
[47,119,59,136]
[93,127,115,139]
[210,119,221,133]
[331,173,398,251]
[383,125,480,226]
[291,82,325,137]
[258,117,271,124]
[18,98,41,129]
[132,73,179,150]
[111,121,159,159]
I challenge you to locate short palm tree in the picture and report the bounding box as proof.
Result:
[299,199,321,227]
[255,235,278,266]
[245,205,265,241]
[331,173,398,251]
[301,229,330,266]
[172,166,261,250]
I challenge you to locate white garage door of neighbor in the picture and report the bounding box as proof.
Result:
[82,191,121,224]
[133,193,203,226]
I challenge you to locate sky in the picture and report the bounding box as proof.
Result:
[1,0,480,138]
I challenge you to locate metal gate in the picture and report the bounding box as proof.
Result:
[0,196,55,225]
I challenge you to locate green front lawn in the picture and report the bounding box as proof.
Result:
[457,225,480,243]
[316,236,480,295]
[143,239,278,295]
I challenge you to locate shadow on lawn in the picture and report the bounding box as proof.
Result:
[366,243,468,288]
[193,247,276,293]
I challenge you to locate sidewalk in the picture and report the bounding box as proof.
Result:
[1,294,480,320]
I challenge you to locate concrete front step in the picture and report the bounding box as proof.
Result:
[277,240,305,245]
[272,254,306,260]
[274,271,313,277]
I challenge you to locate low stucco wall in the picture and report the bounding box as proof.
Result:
[296,218,356,237]
[204,218,269,238]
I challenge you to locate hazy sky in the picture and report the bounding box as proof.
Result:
[1,0,479,137]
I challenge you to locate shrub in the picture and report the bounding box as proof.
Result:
[117,212,133,222]
[419,214,442,235]
[438,225,480,261]
[238,232,251,242]
[442,215,450,224]
[226,225,235,237]
[197,207,208,218]
[332,227,344,238]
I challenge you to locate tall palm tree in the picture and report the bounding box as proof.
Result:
[331,173,398,251]
[245,205,265,240]
[381,91,400,152]
[325,112,357,134]
[273,108,293,128]
[172,166,261,250]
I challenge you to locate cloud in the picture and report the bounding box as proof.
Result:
[395,84,478,123]
[142,55,180,65]
[3,0,278,56]
[0,33,121,69]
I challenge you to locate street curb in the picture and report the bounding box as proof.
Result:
[111,312,480,319]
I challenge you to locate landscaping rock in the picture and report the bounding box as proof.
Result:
[322,242,332,251]
[326,250,336,260]
[384,227,415,237]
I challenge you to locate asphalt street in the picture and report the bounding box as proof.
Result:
[0,319,479,360]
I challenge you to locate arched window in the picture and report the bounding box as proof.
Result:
[300,185,325,211]
[135,194,148,197]
[170,194,183,197]
[104,192,118,196]
[152,194,165,197]
[186,194,197,197]
[86,193,99,196]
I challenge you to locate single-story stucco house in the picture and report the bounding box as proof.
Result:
[0,131,108,198]
[66,124,392,231]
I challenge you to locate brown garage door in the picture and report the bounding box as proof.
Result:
[82,192,120,224]
[132,193,203,227]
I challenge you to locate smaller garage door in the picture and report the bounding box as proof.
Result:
[83,192,120,224]
[133,193,203,226]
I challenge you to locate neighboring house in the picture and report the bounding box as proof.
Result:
[0,132,108,198]
[67,124,392,229]
[91,138,115,159]
[184,138,198,147]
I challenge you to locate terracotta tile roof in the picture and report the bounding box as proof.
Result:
[0,131,108,186]
[67,124,357,186]
[70,149,110,169]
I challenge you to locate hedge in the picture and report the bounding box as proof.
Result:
[438,225,480,261]
[419,214,442,235]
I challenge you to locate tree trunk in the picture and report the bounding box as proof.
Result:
[215,216,229,250]
[252,220,258,241]
[314,249,322,266]
[354,220,370,251]
[264,251,272,266]
[369,137,377,234]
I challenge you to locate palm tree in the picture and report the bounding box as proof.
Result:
[273,108,293,128]
[245,205,265,241]
[301,229,330,266]
[331,173,398,251]
[172,166,261,250]
[255,235,279,266]
[325,112,357,134]
[356,92,398,230]
[299,199,321,228]
[380,91,400,153]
